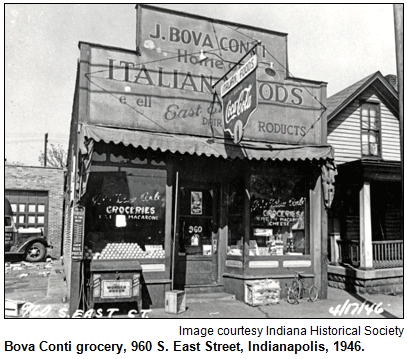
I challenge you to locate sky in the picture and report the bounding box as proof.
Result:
[4,3,398,166]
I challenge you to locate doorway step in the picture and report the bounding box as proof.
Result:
[184,283,225,294]
[186,291,236,304]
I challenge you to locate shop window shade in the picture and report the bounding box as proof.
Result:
[80,124,334,162]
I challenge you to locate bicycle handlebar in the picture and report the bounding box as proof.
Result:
[287,267,304,275]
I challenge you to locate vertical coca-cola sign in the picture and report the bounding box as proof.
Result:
[221,55,258,143]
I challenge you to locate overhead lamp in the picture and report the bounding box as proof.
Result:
[265,62,276,77]
[199,50,208,62]
[199,50,234,64]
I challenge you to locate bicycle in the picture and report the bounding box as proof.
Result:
[286,268,318,304]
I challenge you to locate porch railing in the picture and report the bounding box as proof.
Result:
[337,239,403,269]
[337,240,360,267]
[373,240,403,269]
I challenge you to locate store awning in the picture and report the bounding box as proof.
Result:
[79,124,334,162]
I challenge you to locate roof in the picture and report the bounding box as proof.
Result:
[327,71,399,121]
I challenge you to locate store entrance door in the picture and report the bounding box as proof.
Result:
[174,181,219,288]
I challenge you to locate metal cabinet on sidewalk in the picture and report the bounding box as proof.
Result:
[90,260,142,316]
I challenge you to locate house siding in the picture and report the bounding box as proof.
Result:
[327,102,361,165]
[328,89,400,165]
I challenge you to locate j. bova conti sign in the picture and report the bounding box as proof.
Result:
[80,5,327,145]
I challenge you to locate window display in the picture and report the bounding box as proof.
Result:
[250,166,308,256]
[226,177,245,256]
[84,167,167,259]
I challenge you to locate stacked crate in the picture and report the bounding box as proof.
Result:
[165,290,186,314]
[245,279,280,306]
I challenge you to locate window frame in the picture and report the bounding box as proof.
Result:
[248,164,310,257]
[360,101,382,159]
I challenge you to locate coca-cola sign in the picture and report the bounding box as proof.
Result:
[221,56,258,143]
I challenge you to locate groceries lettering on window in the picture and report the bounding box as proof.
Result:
[251,197,305,228]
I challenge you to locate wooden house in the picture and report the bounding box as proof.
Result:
[326,71,402,294]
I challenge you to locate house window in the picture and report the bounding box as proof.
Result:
[361,102,380,157]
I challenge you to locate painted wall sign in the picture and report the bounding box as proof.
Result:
[81,5,326,145]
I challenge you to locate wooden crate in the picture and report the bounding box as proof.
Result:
[5,299,27,317]
[245,279,280,306]
[165,290,186,314]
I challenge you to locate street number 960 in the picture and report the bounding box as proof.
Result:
[131,341,152,351]
[189,226,203,233]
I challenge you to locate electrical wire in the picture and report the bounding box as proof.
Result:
[84,73,231,161]
[83,18,330,160]
[210,16,327,110]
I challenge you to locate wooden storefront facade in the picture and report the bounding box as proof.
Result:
[64,5,335,314]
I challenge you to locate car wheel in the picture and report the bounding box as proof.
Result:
[25,242,46,262]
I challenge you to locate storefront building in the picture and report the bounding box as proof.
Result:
[327,72,402,293]
[64,5,335,314]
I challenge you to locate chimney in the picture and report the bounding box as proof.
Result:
[385,74,398,90]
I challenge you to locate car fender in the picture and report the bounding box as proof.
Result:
[16,237,50,253]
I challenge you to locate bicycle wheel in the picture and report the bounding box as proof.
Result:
[291,279,303,299]
[287,285,300,304]
[308,285,319,302]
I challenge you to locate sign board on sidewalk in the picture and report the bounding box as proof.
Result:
[72,206,85,261]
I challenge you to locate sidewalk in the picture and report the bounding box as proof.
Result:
[42,272,405,319]
[6,260,403,319]
[30,259,69,318]
[148,288,403,319]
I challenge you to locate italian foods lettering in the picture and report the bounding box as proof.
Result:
[106,58,305,107]
[221,55,257,97]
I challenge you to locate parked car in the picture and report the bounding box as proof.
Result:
[5,197,51,262]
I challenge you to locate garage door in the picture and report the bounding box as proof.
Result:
[5,190,48,236]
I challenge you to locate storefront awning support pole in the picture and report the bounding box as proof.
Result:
[171,171,179,290]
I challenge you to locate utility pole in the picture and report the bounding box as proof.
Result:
[44,133,48,167]
[394,4,403,159]
[393,4,403,227]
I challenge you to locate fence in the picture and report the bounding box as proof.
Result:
[337,240,403,269]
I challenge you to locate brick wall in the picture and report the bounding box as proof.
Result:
[5,165,65,259]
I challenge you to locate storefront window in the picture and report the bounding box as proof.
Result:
[250,166,308,256]
[227,177,245,256]
[84,167,166,259]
